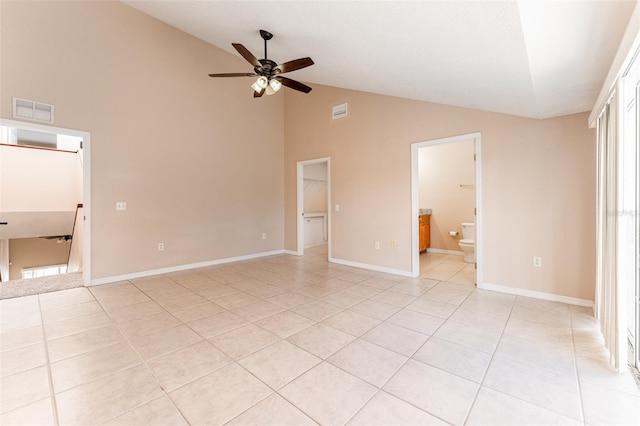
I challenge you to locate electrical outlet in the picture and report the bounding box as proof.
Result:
[158,243,164,251]
[335,204,340,212]
[262,233,267,240]
[533,256,542,267]
[375,241,380,250]
[116,201,127,211]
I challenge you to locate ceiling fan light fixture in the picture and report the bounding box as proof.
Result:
[251,76,268,92]
[210,30,314,97]
[269,78,282,93]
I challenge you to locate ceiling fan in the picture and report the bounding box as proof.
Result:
[209,30,314,97]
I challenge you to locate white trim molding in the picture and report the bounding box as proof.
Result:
[329,257,413,278]
[481,282,594,308]
[90,250,285,286]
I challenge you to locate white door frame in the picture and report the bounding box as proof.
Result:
[296,157,331,257]
[410,132,482,283]
[0,118,91,286]
[636,92,640,369]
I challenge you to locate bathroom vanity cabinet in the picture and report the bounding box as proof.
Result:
[419,214,430,253]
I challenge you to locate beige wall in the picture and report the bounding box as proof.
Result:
[1,1,284,279]
[418,140,475,251]
[303,181,328,213]
[284,86,596,301]
[76,151,83,207]
[303,163,328,213]
[0,145,80,212]
[8,238,70,279]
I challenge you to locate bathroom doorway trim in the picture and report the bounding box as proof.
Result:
[410,132,482,285]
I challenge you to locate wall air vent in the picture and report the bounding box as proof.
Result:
[332,103,348,120]
[13,97,54,124]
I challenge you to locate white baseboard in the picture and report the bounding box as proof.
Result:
[427,248,464,256]
[89,249,286,286]
[329,257,413,277]
[479,282,594,307]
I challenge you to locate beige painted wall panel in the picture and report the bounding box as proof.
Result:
[303,163,328,213]
[1,2,284,279]
[0,146,80,212]
[76,152,83,206]
[304,181,328,213]
[8,238,70,279]
[284,86,596,301]
[419,141,475,251]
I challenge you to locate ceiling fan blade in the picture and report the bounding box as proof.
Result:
[253,87,265,98]
[232,43,261,68]
[276,57,314,74]
[209,73,256,78]
[277,76,312,93]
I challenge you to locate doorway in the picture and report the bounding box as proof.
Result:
[296,158,331,258]
[0,118,91,287]
[410,133,482,283]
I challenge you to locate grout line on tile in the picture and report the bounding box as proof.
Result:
[37,294,61,426]
[344,286,480,424]
[570,305,588,424]
[459,291,516,425]
[5,247,629,426]
[96,284,192,426]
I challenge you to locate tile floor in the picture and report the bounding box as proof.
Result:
[419,252,476,286]
[1,246,639,425]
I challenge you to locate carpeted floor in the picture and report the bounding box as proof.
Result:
[0,272,84,299]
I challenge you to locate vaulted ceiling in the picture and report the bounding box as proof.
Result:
[123,0,635,119]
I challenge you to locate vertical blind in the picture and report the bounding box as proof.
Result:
[595,93,626,371]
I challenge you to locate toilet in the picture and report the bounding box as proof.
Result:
[459,222,475,263]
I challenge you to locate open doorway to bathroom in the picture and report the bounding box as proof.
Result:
[411,133,482,285]
[296,158,331,259]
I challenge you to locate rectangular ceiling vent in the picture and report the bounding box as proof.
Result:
[332,103,348,120]
[13,97,54,124]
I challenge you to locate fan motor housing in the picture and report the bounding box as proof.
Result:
[256,59,280,77]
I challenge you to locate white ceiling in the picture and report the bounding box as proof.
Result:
[123,0,635,119]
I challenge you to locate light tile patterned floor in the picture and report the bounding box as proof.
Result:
[1,246,639,425]
[420,251,476,286]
